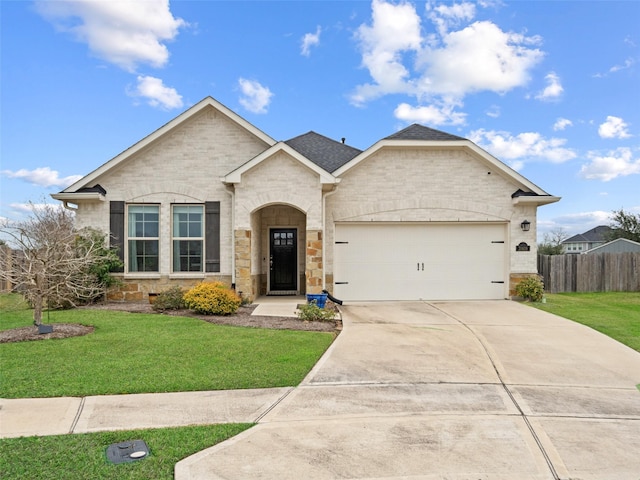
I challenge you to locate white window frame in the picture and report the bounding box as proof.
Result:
[126,204,160,273]
[172,204,204,273]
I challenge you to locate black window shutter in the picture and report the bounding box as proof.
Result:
[109,201,125,272]
[205,201,220,272]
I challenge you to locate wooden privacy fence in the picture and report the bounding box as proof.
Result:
[538,253,640,293]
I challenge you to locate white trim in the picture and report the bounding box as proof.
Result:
[61,97,276,193]
[223,142,337,185]
[51,192,105,202]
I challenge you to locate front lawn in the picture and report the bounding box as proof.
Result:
[0,295,335,398]
[0,424,251,480]
[530,292,640,352]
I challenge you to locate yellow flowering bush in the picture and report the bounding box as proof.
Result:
[183,282,241,315]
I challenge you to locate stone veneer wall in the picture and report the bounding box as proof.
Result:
[235,229,252,299]
[106,275,232,302]
[306,230,323,294]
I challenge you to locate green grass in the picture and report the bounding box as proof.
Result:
[0,294,335,398]
[530,292,640,352]
[0,424,252,479]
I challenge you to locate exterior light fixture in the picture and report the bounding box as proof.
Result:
[520,220,531,232]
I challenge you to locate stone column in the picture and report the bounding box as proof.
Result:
[305,229,323,294]
[234,229,252,299]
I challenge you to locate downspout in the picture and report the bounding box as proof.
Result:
[321,185,339,290]
[61,201,78,211]
[224,185,236,286]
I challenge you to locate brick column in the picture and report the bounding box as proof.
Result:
[234,229,252,299]
[305,229,323,294]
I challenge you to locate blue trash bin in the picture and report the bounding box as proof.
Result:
[306,293,328,308]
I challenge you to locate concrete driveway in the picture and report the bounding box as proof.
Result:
[176,300,640,480]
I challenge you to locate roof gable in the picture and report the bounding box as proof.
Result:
[223,142,337,185]
[285,132,362,173]
[333,124,559,205]
[59,97,276,194]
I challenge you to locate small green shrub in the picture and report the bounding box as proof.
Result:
[515,275,544,302]
[152,285,186,311]
[298,302,337,322]
[183,282,241,315]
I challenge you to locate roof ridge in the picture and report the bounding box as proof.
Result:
[385,123,466,141]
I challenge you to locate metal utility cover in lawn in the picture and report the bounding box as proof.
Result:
[106,440,149,464]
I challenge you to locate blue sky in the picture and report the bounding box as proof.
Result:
[1,0,639,241]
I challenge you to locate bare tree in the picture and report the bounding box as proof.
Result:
[0,203,121,326]
[538,228,569,255]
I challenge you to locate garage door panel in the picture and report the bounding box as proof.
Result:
[334,224,506,301]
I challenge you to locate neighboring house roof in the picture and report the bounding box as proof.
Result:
[284,131,362,173]
[563,225,612,244]
[384,124,466,141]
[584,237,640,254]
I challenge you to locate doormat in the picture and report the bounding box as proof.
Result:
[106,440,149,464]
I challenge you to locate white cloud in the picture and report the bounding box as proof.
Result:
[35,0,186,72]
[580,147,640,181]
[486,105,501,118]
[609,57,635,73]
[553,118,573,131]
[394,102,466,126]
[469,129,577,166]
[427,1,476,37]
[301,26,321,57]
[535,72,563,101]
[598,116,631,139]
[1,167,82,189]
[421,21,544,97]
[351,0,422,104]
[351,1,544,126]
[130,75,183,110]
[238,78,273,114]
[9,202,67,214]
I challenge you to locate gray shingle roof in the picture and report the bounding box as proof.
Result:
[384,124,466,141]
[563,225,612,243]
[285,131,362,173]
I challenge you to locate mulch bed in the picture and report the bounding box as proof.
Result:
[1,302,341,344]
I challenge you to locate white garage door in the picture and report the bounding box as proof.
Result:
[334,223,507,301]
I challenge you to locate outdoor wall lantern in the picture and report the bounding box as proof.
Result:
[520,220,531,232]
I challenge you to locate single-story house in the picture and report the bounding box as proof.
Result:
[562,225,611,254]
[52,96,560,302]
[583,237,640,254]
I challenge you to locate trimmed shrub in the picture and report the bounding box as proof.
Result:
[183,282,241,315]
[152,286,186,312]
[515,275,544,302]
[297,302,337,322]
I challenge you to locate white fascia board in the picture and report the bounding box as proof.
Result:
[50,192,105,202]
[223,142,337,185]
[512,195,561,206]
[61,96,276,193]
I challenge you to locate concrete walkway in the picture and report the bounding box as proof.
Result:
[2,300,639,479]
[175,301,640,480]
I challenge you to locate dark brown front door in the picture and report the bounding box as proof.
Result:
[270,228,297,292]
